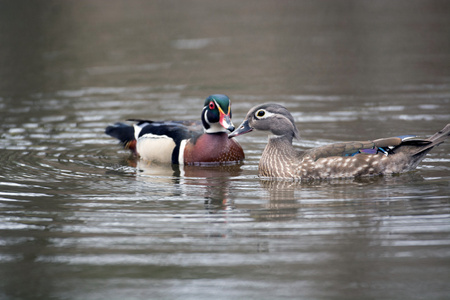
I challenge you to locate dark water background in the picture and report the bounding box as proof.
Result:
[1,1,449,299]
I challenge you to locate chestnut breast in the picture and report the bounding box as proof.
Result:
[183,132,244,165]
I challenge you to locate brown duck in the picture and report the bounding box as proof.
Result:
[229,103,450,180]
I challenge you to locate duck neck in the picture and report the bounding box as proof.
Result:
[265,135,296,156]
[259,135,297,178]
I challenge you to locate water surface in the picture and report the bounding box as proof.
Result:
[1,1,450,299]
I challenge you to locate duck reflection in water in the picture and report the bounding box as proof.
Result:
[256,173,430,222]
[134,159,243,212]
[254,180,299,222]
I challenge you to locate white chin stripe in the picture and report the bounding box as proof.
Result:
[205,122,227,133]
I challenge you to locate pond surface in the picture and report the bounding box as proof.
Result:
[1,1,450,299]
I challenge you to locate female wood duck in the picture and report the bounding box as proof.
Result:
[106,94,244,165]
[229,103,450,180]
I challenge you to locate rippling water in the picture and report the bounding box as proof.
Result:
[1,1,450,299]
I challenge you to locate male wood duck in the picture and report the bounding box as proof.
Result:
[229,103,450,180]
[106,94,245,165]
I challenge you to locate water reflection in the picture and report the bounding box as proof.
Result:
[255,180,298,221]
[136,160,243,212]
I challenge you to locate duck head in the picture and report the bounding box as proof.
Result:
[202,94,235,133]
[229,103,299,142]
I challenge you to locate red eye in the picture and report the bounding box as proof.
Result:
[209,101,215,109]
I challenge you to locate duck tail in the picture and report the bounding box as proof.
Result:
[105,123,137,152]
[426,123,450,147]
[394,123,450,170]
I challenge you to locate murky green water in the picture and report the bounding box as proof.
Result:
[1,1,450,299]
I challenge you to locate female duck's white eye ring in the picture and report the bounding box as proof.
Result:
[255,109,266,118]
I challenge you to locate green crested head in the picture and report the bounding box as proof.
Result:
[203,94,231,115]
[202,94,235,133]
